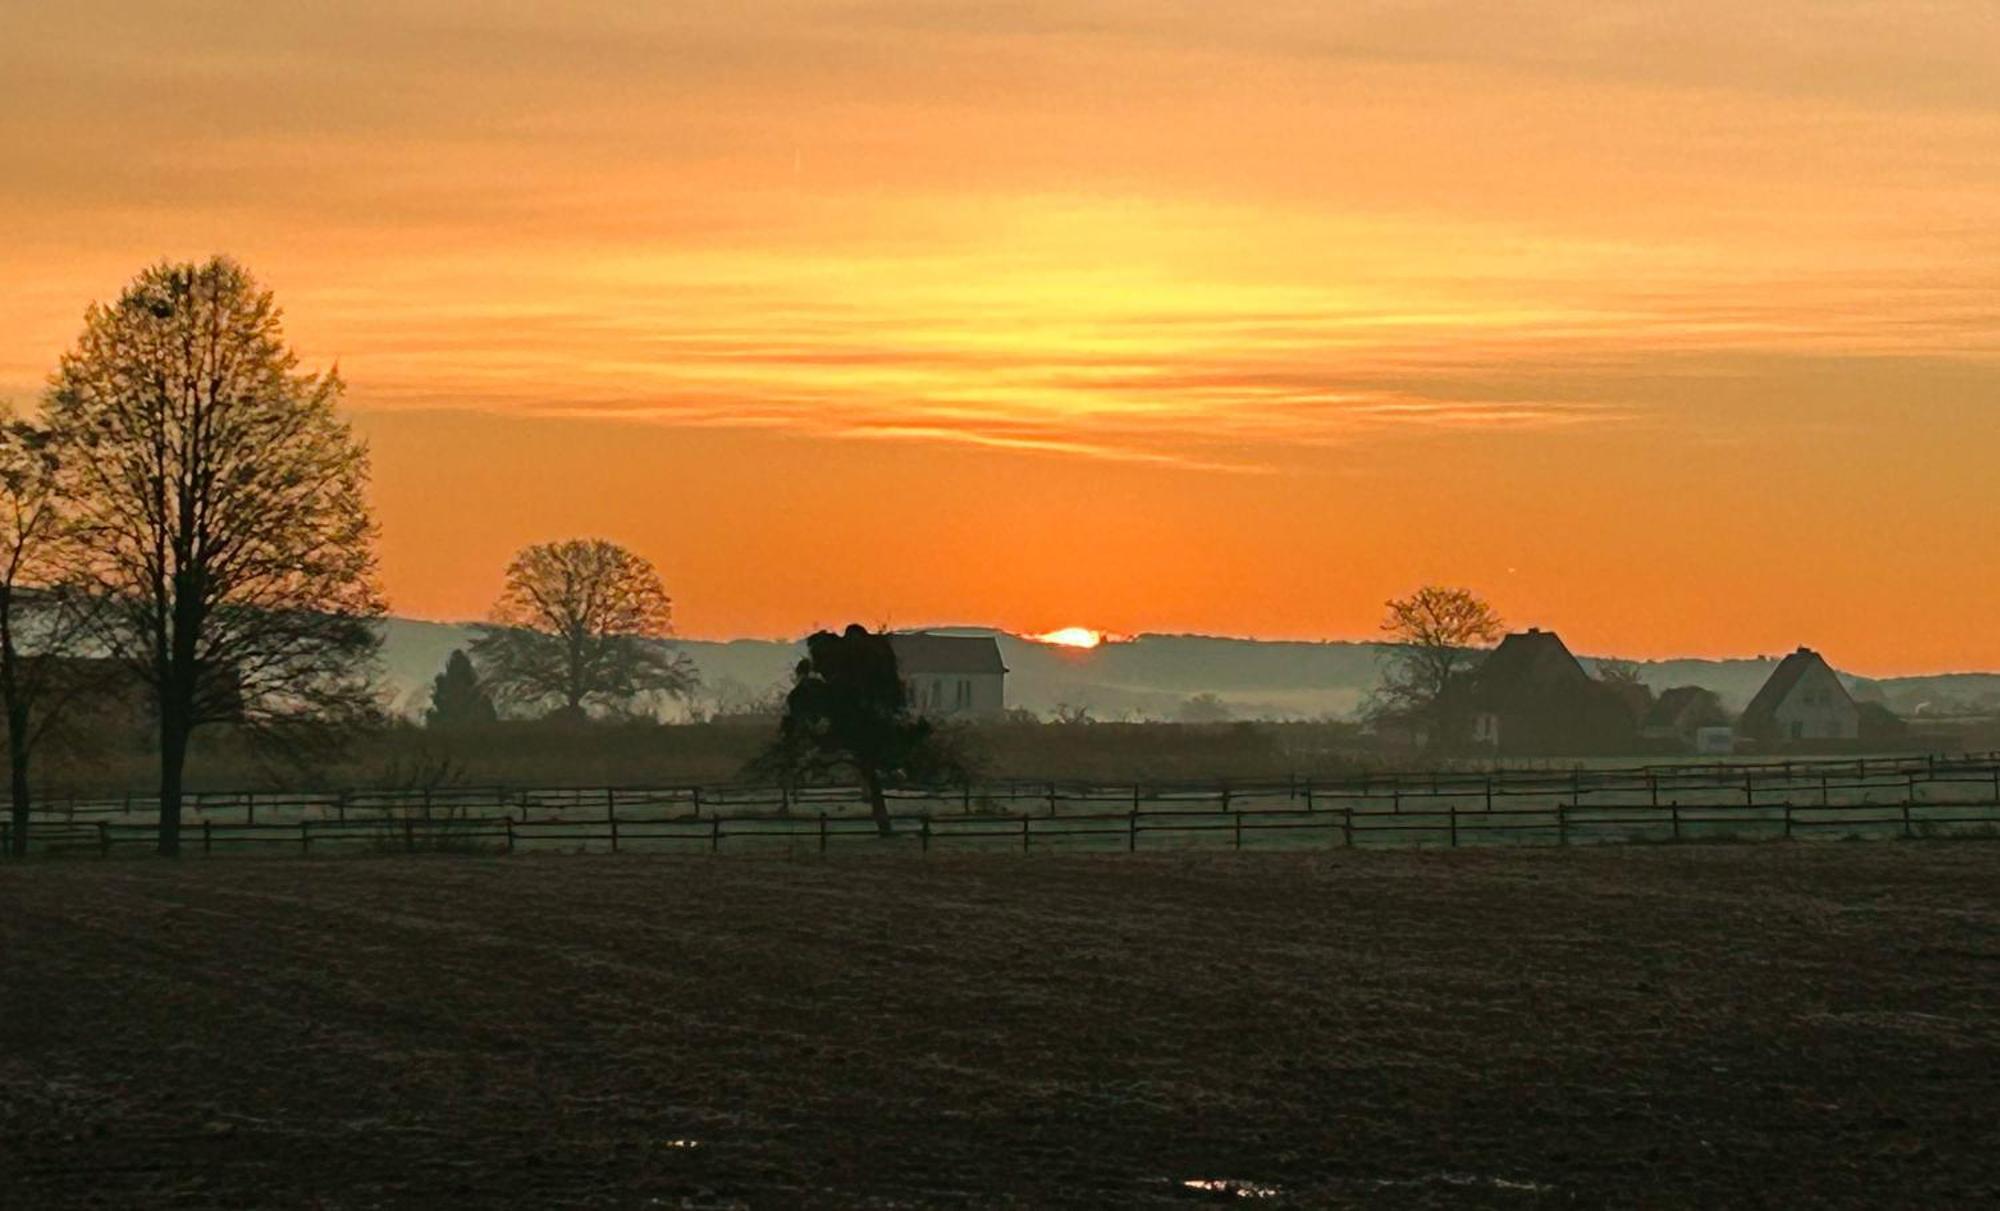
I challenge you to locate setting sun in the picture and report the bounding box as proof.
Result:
[1034,627,1104,650]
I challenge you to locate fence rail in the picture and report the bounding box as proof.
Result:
[6,774,1998,859]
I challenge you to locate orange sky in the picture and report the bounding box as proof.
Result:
[3,2,1998,673]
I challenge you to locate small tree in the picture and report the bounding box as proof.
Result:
[425,649,498,729]
[750,625,969,837]
[470,539,697,719]
[46,257,386,856]
[1367,585,1503,744]
[0,411,102,857]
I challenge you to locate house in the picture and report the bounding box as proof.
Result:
[1737,647,1859,745]
[1641,685,1731,749]
[887,632,1006,718]
[1459,628,1638,756]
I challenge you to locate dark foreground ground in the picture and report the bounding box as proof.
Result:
[2,845,1996,1209]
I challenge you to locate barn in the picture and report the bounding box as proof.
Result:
[887,632,1007,718]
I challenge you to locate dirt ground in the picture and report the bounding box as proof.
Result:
[2,845,1996,1209]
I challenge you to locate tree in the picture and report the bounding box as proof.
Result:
[750,624,970,836]
[469,539,697,719]
[46,257,386,856]
[1595,659,1645,687]
[1367,585,1503,741]
[425,649,498,729]
[0,410,102,857]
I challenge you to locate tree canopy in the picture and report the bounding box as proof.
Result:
[469,538,696,719]
[750,625,970,835]
[425,649,498,729]
[45,256,385,854]
[1367,585,1504,744]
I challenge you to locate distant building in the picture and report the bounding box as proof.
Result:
[1641,686,1731,749]
[1459,628,1637,756]
[888,632,1006,718]
[1737,647,1859,744]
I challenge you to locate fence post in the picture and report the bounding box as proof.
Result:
[819,812,828,854]
[692,786,703,819]
[1901,799,1913,840]
[1557,799,1569,847]
[1021,813,1030,854]
[1648,775,1658,809]
[1783,804,1793,840]
[962,782,971,813]
[1128,807,1138,853]
[1671,801,1681,842]
[98,820,109,858]
[246,794,256,827]
[1047,782,1057,817]
[301,820,311,855]
[1340,807,1352,848]
[1233,809,1242,850]
[1133,783,1142,812]
[921,815,931,855]
[609,811,620,855]
[710,816,721,853]
[203,818,212,855]
[1448,802,1458,848]
[1304,778,1314,812]
[504,817,515,855]
[1220,785,1232,814]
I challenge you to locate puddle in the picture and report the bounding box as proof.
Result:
[1372,1172,1551,1194]
[1180,1177,1283,1199]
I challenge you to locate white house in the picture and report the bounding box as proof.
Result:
[888,632,1007,718]
[1738,647,1859,744]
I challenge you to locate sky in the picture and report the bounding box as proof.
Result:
[2,2,1998,673]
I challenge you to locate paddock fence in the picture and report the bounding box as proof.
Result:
[6,752,2000,858]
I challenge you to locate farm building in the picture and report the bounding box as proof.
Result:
[1459,628,1639,756]
[888,632,1007,718]
[1737,647,1859,744]
[1642,686,1732,749]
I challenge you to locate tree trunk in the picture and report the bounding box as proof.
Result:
[6,721,27,860]
[158,712,188,857]
[860,767,892,838]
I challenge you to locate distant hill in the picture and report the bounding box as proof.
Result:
[377,619,2000,722]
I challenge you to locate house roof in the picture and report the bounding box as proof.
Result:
[1739,647,1850,731]
[887,632,1007,676]
[1644,685,1721,730]
[1466,629,1590,708]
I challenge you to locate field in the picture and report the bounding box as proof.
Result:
[4,846,1997,1208]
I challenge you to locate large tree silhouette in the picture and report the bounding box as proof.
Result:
[751,625,969,837]
[469,539,696,719]
[46,257,385,856]
[1367,585,1503,744]
[0,410,102,856]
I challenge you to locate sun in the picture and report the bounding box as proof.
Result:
[1034,626,1104,649]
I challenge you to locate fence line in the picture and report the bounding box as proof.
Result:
[16,750,2000,827]
[6,793,1996,860]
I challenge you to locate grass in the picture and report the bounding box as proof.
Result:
[3,845,1997,1207]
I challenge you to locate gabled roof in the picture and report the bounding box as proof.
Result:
[887,632,1007,676]
[1466,629,1591,708]
[1645,685,1723,730]
[1739,647,1851,732]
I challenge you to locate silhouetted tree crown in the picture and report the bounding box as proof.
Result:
[44,256,385,855]
[1367,585,1503,745]
[426,649,498,729]
[469,538,697,720]
[750,624,970,835]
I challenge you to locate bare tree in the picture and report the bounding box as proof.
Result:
[1367,585,1503,739]
[45,257,386,856]
[0,410,103,856]
[470,539,697,719]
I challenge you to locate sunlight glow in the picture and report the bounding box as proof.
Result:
[1035,627,1105,649]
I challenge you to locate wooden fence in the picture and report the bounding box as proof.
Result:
[6,752,2000,858]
